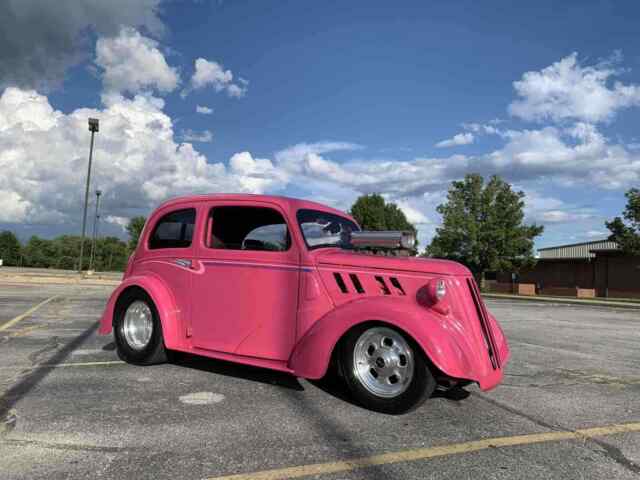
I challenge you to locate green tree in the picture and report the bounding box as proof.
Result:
[350,194,419,254]
[51,235,82,270]
[0,231,22,266]
[22,236,56,268]
[425,174,543,281]
[94,236,129,271]
[350,194,417,234]
[126,216,147,251]
[606,188,640,255]
[17,234,130,271]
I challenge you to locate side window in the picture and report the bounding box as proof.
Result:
[149,208,196,250]
[207,206,290,252]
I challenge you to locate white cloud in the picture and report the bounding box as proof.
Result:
[586,230,608,238]
[539,210,580,223]
[509,52,640,123]
[461,122,501,135]
[196,105,213,115]
[516,187,600,228]
[181,129,213,143]
[393,200,430,225]
[104,215,130,231]
[435,132,474,148]
[229,151,288,192]
[0,88,284,225]
[485,124,640,189]
[182,58,247,98]
[0,0,164,91]
[95,27,180,97]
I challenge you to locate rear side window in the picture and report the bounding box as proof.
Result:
[149,208,196,249]
[207,206,290,252]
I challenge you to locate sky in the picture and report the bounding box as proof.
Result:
[1,0,639,251]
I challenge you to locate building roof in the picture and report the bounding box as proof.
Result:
[538,239,618,259]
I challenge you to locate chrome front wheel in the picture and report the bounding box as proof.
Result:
[341,324,435,414]
[352,327,415,398]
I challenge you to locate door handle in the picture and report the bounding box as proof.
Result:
[174,259,192,269]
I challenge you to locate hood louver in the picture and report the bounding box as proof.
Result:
[332,272,405,297]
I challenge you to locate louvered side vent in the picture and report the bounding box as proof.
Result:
[467,278,500,369]
[333,272,348,293]
[389,277,406,295]
[349,273,365,293]
[375,276,391,295]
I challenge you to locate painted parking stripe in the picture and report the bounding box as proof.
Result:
[205,421,640,480]
[0,360,125,371]
[0,295,59,333]
[47,360,126,368]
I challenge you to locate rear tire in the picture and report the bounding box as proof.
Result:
[340,324,435,414]
[113,289,167,365]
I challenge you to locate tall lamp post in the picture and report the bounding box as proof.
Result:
[78,118,99,272]
[89,189,102,272]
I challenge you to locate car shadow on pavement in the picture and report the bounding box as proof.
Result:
[0,321,100,432]
[433,386,472,401]
[310,373,471,409]
[168,351,305,391]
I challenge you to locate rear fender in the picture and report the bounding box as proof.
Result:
[288,296,477,380]
[98,274,182,350]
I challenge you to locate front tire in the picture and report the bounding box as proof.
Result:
[340,324,435,414]
[113,289,167,365]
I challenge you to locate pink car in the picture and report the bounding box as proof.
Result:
[100,194,509,414]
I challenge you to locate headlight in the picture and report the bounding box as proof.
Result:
[417,278,450,315]
[426,278,447,303]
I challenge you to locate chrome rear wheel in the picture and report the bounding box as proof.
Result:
[114,289,167,365]
[122,300,154,350]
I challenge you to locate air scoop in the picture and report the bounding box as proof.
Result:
[349,231,416,250]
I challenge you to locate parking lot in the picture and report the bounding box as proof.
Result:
[1,283,639,479]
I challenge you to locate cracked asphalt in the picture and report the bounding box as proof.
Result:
[0,284,639,479]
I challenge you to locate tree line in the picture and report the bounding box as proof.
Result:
[0,233,130,271]
[1,175,637,274]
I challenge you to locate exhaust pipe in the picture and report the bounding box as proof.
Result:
[349,231,416,250]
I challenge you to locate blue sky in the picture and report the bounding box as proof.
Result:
[1,0,639,250]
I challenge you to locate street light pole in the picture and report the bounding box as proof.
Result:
[89,189,102,272]
[78,118,99,272]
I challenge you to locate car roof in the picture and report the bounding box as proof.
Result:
[155,194,355,221]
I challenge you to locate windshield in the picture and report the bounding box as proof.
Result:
[296,209,360,250]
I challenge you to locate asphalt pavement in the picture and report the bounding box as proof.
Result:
[0,284,639,479]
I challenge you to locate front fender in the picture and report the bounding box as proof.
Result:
[288,296,486,382]
[98,274,182,350]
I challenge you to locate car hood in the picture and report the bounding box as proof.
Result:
[312,249,471,276]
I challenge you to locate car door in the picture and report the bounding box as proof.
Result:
[190,201,300,361]
[136,206,197,340]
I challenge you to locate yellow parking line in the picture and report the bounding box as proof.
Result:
[0,360,125,371]
[49,360,125,368]
[0,295,59,332]
[205,422,640,480]
[7,324,46,337]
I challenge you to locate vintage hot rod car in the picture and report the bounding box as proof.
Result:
[99,194,509,413]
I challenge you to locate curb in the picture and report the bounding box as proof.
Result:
[482,293,640,309]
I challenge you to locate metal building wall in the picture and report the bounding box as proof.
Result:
[538,240,618,259]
